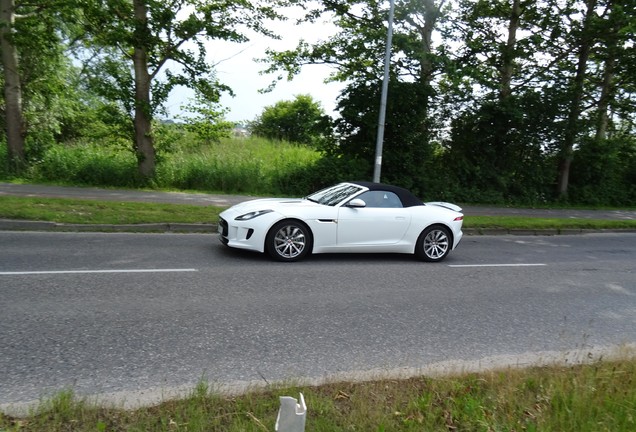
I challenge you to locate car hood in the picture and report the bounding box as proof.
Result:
[227,198,320,213]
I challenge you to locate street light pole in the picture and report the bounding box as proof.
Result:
[373,0,395,183]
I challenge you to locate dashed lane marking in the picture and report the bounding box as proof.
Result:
[448,263,547,268]
[0,268,198,275]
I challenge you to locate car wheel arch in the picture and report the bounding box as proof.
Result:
[265,218,315,261]
[414,223,454,262]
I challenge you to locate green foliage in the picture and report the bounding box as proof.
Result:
[152,136,323,195]
[0,2,81,164]
[9,136,371,197]
[249,94,334,147]
[442,95,556,205]
[75,0,292,178]
[334,79,440,198]
[274,153,371,195]
[80,0,232,116]
[0,138,8,178]
[262,0,449,198]
[2,0,636,205]
[178,92,233,145]
[2,359,636,431]
[260,0,636,205]
[569,135,636,206]
[0,196,220,225]
[29,144,140,187]
[69,102,134,150]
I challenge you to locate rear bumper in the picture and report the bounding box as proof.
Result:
[453,229,463,250]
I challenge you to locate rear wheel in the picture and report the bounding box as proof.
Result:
[415,225,452,262]
[265,220,312,262]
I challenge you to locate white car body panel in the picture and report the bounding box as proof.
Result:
[425,201,463,212]
[218,182,464,260]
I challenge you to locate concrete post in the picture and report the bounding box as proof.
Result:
[275,393,306,432]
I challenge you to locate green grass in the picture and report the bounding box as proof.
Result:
[0,196,221,225]
[15,137,322,195]
[155,138,321,195]
[2,196,635,231]
[1,358,635,431]
[464,215,636,231]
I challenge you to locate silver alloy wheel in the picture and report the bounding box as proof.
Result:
[423,228,449,260]
[273,224,306,259]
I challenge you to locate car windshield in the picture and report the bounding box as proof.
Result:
[305,183,363,206]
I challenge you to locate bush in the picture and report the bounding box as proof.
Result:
[569,136,636,206]
[155,137,322,195]
[29,143,140,187]
[274,154,371,196]
[156,153,266,193]
[5,131,634,207]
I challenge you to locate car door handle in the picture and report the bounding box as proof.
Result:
[395,216,406,221]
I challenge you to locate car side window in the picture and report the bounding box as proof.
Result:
[357,191,403,208]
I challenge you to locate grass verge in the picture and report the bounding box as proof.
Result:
[1,196,636,231]
[0,196,222,225]
[1,358,635,431]
[464,215,636,231]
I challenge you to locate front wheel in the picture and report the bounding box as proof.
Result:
[415,225,452,262]
[265,220,312,262]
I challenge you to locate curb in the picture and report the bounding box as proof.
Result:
[0,219,217,233]
[2,219,635,235]
[462,228,636,236]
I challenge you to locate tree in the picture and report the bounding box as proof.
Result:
[1,0,77,171]
[0,0,25,171]
[592,0,636,142]
[439,0,559,202]
[79,0,288,179]
[249,94,332,146]
[538,0,635,199]
[179,89,233,146]
[556,0,598,199]
[567,0,636,204]
[439,0,633,202]
[263,0,448,189]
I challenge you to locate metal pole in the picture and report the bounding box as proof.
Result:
[373,0,395,183]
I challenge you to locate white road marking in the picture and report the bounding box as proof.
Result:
[0,269,198,275]
[448,263,547,268]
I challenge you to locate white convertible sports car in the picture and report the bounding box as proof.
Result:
[218,181,464,262]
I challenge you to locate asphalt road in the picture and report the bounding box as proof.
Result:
[1,231,635,412]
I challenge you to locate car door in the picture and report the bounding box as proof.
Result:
[336,190,411,246]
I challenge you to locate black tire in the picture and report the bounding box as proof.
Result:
[265,220,312,262]
[415,225,452,262]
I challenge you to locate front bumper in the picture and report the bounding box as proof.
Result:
[218,217,229,245]
[218,212,280,253]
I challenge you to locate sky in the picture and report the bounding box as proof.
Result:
[165,12,345,124]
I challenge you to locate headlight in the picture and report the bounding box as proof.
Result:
[235,209,273,221]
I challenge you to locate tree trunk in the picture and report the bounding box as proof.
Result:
[0,0,26,171]
[413,0,443,132]
[556,0,597,198]
[132,0,155,179]
[595,0,620,142]
[595,55,614,142]
[419,0,443,88]
[500,0,521,102]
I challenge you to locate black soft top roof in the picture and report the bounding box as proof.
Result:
[351,181,424,207]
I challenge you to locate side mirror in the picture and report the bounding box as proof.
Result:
[347,198,366,208]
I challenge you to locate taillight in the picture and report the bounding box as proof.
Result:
[454,216,464,221]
